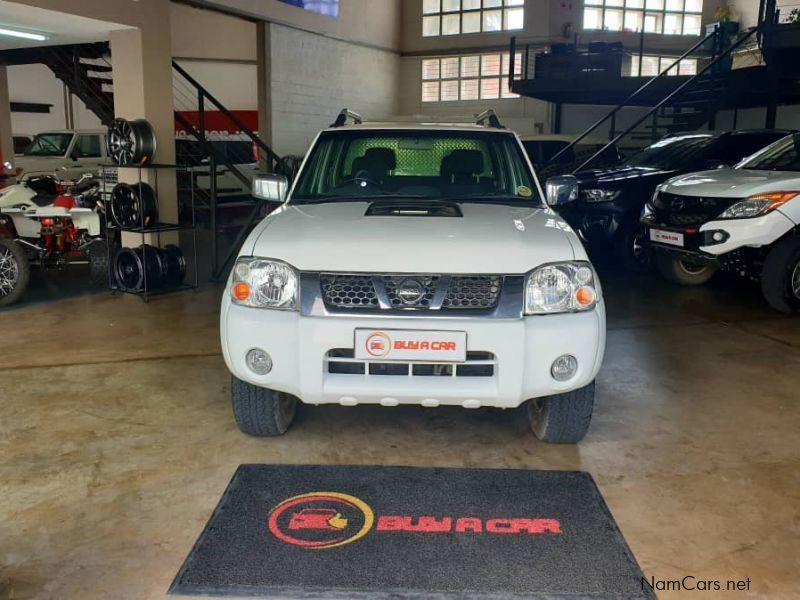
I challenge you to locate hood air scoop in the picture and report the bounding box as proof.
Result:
[365,201,463,218]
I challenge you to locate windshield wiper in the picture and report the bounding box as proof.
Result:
[444,194,544,206]
[293,193,433,205]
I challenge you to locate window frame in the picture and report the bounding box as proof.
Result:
[582,0,703,36]
[422,0,524,37]
[421,52,521,103]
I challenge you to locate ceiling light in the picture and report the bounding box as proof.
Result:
[0,27,48,42]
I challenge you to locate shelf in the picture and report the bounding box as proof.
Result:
[111,282,198,301]
[107,222,195,233]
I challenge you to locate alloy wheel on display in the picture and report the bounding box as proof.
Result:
[0,245,19,297]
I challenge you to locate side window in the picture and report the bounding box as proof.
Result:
[714,135,780,166]
[74,135,102,158]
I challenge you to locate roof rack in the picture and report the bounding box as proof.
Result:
[475,109,504,129]
[331,108,363,127]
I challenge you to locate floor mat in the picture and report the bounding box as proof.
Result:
[170,465,654,599]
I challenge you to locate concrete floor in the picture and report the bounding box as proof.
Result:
[1,269,799,599]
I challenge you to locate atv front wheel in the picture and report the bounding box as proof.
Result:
[0,237,30,307]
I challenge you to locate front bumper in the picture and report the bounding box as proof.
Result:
[220,296,606,409]
[642,210,797,261]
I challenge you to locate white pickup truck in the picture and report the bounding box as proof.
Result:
[219,111,606,443]
[11,130,108,181]
[642,132,800,313]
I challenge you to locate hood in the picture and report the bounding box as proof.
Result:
[575,165,675,186]
[248,202,581,273]
[661,169,800,198]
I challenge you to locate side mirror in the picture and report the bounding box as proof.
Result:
[705,159,728,170]
[545,175,579,206]
[252,174,288,203]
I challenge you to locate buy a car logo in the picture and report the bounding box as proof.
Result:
[268,492,374,549]
[365,332,391,358]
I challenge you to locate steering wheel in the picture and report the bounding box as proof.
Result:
[338,169,382,190]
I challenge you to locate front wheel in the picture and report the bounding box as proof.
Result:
[761,235,800,314]
[231,376,298,436]
[615,220,652,272]
[0,237,30,307]
[655,253,716,286]
[527,381,595,444]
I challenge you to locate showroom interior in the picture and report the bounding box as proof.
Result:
[1,0,799,598]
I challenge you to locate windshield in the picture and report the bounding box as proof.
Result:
[24,133,73,157]
[292,129,541,205]
[739,135,800,171]
[624,135,713,170]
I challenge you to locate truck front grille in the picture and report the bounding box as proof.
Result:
[653,192,739,228]
[326,349,495,377]
[319,273,502,312]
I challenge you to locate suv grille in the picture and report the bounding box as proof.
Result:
[319,273,502,311]
[653,192,739,228]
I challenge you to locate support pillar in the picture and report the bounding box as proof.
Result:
[110,15,176,246]
[0,66,15,182]
[256,21,273,173]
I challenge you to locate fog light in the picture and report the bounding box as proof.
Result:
[246,348,272,375]
[551,354,578,381]
[712,231,724,242]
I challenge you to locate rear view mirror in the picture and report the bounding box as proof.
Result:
[252,174,288,203]
[545,175,579,206]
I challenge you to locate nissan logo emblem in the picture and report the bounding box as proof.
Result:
[397,279,425,304]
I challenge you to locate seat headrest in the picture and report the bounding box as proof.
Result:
[363,147,396,171]
[441,149,484,179]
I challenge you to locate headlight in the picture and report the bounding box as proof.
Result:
[230,257,298,309]
[717,192,799,219]
[525,262,598,315]
[581,188,620,203]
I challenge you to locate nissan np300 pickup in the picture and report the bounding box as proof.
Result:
[220,110,606,443]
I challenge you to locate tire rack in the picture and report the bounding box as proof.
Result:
[101,163,199,302]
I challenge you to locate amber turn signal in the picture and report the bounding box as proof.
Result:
[232,282,251,301]
[576,286,596,307]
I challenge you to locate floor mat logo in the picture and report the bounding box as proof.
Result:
[268,492,375,549]
[269,491,562,550]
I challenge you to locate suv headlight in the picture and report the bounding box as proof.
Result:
[717,192,799,219]
[230,257,298,310]
[581,188,620,203]
[525,262,598,315]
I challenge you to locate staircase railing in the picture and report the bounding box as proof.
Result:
[534,28,718,170]
[568,27,758,174]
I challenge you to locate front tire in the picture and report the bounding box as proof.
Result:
[231,376,298,436]
[761,235,800,314]
[615,220,652,272]
[0,237,30,307]
[527,381,595,444]
[655,253,716,285]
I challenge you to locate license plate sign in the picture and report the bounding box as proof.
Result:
[354,329,467,363]
[650,228,684,247]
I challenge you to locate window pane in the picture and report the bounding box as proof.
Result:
[483,0,503,7]
[483,9,503,31]
[423,0,441,14]
[584,7,602,29]
[626,0,644,6]
[442,13,461,34]
[441,57,460,78]
[604,8,623,30]
[666,0,683,10]
[501,80,519,98]
[461,79,480,100]
[442,0,460,11]
[502,52,522,76]
[664,13,681,34]
[441,80,459,101]
[423,15,440,36]
[461,55,480,77]
[629,55,640,76]
[504,7,524,29]
[481,54,501,76]
[585,0,603,4]
[480,78,500,99]
[505,0,525,5]
[624,10,643,31]
[645,0,663,8]
[463,11,481,32]
[644,12,661,32]
[684,0,702,11]
[640,55,660,76]
[678,58,697,75]
[422,59,440,80]
[660,57,678,75]
[683,13,701,35]
[463,0,481,9]
[422,81,440,102]
[606,0,623,6]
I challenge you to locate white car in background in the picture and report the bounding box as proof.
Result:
[220,111,606,443]
[643,133,800,313]
[12,130,108,181]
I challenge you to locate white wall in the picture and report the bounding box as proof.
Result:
[7,63,102,135]
[173,60,258,111]
[269,23,400,155]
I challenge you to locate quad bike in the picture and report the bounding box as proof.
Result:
[0,173,114,306]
